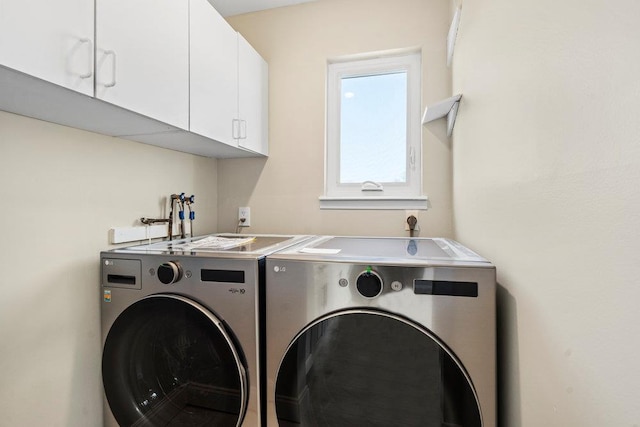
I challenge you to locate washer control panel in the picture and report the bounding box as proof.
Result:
[333,267,408,298]
[334,264,485,300]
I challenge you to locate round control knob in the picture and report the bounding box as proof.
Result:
[356,270,383,298]
[157,261,182,285]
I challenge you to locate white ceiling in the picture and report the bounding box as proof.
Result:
[208,0,318,17]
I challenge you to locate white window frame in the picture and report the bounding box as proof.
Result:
[320,50,428,210]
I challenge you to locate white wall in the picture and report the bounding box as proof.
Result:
[452,0,640,425]
[220,0,453,237]
[0,111,218,426]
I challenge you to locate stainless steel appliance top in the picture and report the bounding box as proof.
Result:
[108,233,312,259]
[268,236,493,267]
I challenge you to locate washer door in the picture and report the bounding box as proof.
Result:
[275,309,481,427]
[102,294,248,427]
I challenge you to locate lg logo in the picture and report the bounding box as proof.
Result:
[273,266,287,273]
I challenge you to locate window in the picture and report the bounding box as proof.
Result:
[320,51,427,210]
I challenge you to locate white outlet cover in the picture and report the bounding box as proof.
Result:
[238,207,251,227]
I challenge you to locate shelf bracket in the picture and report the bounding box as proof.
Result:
[422,94,462,137]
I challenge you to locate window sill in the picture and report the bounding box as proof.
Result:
[319,196,429,210]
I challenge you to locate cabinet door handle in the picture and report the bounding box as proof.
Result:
[240,120,247,139]
[103,50,117,88]
[232,119,240,139]
[78,38,93,79]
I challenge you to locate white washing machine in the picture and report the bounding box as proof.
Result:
[100,234,311,427]
[265,236,496,427]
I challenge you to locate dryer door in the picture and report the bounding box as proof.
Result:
[102,294,248,427]
[275,309,481,427]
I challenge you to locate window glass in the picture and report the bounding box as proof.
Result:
[340,72,408,184]
[102,296,246,427]
[275,312,480,427]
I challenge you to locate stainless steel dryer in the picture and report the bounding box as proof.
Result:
[100,234,310,427]
[265,236,496,427]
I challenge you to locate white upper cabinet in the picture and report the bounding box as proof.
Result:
[0,0,266,158]
[95,0,189,130]
[238,34,269,155]
[190,0,268,155]
[0,0,94,96]
[189,0,238,146]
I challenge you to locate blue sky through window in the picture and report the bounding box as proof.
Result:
[339,71,407,184]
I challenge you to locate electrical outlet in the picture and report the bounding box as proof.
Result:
[238,207,251,227]
[404,210,420,231]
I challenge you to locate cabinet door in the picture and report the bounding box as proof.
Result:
[95,0,189,130]
[189,0,238,146]
[0,0,94,96]
[238,34,269,155]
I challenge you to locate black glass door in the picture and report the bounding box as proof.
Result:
[275,310,481,427]
[103,295,247,427]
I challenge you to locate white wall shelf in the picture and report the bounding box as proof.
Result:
[422,94,462,137]
[447,6,462,67]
